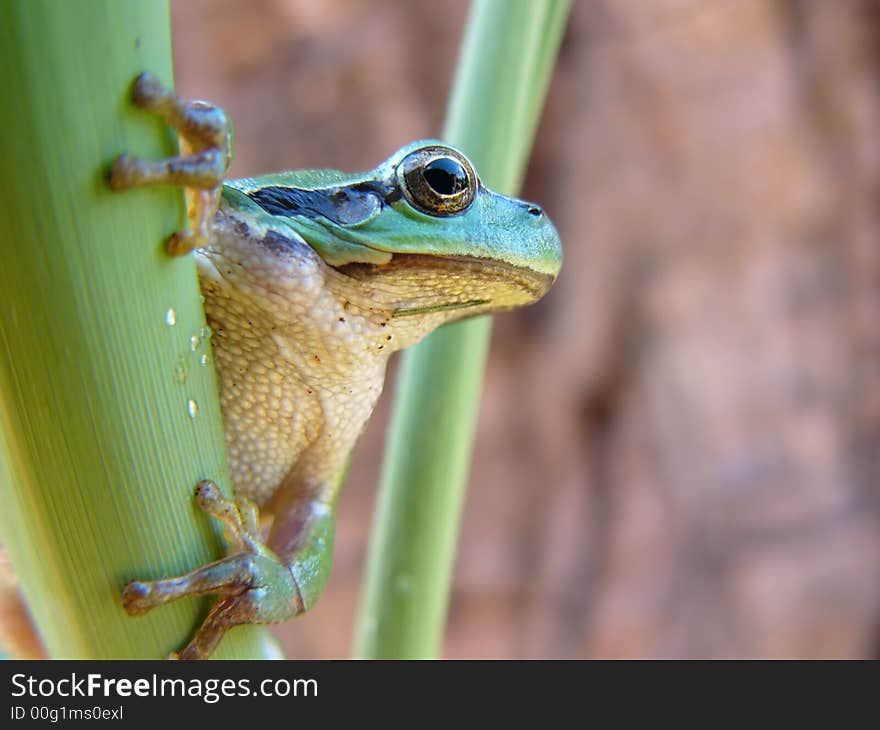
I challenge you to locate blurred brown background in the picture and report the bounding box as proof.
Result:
[172,0,880,658]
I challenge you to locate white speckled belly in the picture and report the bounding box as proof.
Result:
[195,208,393,507]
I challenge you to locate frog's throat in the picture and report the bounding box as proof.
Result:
[214,212,553,318]
[334,254,555,318]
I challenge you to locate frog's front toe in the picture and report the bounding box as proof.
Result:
[110,72,231,256]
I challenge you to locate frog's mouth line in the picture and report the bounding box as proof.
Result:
[390,298,490,318]
[335,253,555,318]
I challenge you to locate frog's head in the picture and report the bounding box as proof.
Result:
[230,140,562,322]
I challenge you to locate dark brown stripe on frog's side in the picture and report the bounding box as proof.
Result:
[216,208,311,257]
[229,217,313,258]
[247,180,400,225]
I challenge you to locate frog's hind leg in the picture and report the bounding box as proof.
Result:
[109,72,231,255]
[122,550,298,659]
[121,480,335,660]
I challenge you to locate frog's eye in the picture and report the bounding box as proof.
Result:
[397,146,477,216]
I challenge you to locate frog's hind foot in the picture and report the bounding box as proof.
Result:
[121,480,304,660]
[109,72,231,256]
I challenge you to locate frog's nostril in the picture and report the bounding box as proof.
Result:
[527,205,543,217]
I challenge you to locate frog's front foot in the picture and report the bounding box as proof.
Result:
[109,72,231,256]
[122,481,303,660]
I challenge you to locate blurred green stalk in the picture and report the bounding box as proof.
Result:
[0,0,272,658]
[354,0,570,659]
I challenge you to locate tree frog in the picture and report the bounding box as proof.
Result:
[109,73,561,659]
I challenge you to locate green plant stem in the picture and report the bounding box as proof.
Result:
[354,0,570,659]
[0,0,273,658]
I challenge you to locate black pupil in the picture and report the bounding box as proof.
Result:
[422,158,467,196]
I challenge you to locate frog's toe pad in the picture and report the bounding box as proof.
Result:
[194,479,223,506]
[131,72,170,110]
[121,580,159,615]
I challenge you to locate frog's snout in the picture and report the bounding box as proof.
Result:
[533,208,563,281]
[509,196,562,279]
